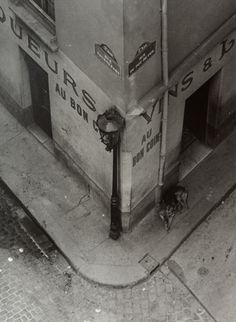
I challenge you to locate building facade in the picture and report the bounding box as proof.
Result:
[0,0,236,231]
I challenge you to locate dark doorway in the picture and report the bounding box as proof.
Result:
[180,73,221,179]
[24,54,52,138]
[183,78,211,143]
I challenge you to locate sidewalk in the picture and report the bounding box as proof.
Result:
[168,187,236,322]
[0,100,236,287]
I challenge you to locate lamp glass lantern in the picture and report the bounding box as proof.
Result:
[96,108,124,152]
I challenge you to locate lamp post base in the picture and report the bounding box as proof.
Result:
[109,195,122,240]
[109,228,121,240]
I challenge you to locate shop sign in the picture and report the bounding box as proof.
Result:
[54,82,100,134]
[132,128,160,167]
[0,7,105,114]
[0,6,115,135]
[141,99,159,124]
[168,36,236,98]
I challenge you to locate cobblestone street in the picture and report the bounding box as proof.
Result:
[0,180,233,321]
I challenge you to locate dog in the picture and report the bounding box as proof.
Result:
[158,185,189,231]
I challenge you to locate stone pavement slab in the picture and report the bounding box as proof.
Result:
[0,130,88,212]
[0,106,23,147]
[168,189,236,322]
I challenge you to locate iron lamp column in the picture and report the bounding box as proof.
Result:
[96,107,125,240]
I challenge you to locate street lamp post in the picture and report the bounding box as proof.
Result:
[96,107,125,240]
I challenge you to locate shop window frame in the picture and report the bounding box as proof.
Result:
[28,0,55,22]
[13,0,56,34]
[9,0,58,51]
